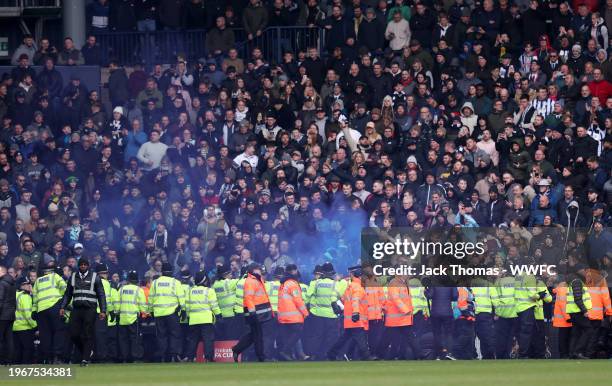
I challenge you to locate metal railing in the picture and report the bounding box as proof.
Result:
[235,26,326,64]
[0,0,60,7]
[0,0,60,16]
[92,26,326,66]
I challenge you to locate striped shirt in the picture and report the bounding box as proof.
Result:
[530,98,555,117]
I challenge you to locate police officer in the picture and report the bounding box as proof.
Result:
[471,277,497,359]
[13,277,36,364]
[304,262,341,360]
[178,268,192,361]
[212,264,237,340]
[149,262,185,362]
[32,260,66,364]
[566,265,592,359]
[93,263,118,362]
[264,267,283,360]
[118,271,148,363]
[231,266,249,341]
[514,264,540,359]
[494,270,518,359]
[60,257,107,366]
[232,263,273,362]
[186,270,221,362]
[529,278,552,358]
[408,276,430,359]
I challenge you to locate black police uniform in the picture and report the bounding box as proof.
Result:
[60,265,106,364]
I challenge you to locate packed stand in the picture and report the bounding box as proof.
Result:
[0,0,611,365]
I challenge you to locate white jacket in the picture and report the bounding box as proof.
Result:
[385,19,411,51]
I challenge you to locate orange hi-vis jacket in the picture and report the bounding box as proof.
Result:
[384,281,413,327]
[277,278,309,324]
[457,287,475,321]
[587,285,612,320]
[552,284,572,328]
[343,277,368,330]
[243,273,272,319]
[365,286,386,321]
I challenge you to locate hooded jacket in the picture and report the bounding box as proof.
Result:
[460,102,477,134]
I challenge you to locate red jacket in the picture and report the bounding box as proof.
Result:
[588,80,612,102]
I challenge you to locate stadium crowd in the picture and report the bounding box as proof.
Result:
[0,0,611,365]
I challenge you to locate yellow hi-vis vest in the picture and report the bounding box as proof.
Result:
[187,286,221,325]
[212,278,237,318]
[32,272,66,313]
[118,284,148,326]
[149,275,186,317]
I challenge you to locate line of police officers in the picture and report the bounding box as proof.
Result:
[4,258,612,364]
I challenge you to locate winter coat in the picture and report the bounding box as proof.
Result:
[425,287,458,318]
[0,274,16,321]
[242,3,269,35]
[109,67,130,107]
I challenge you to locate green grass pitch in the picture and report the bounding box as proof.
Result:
[4,360,611,386]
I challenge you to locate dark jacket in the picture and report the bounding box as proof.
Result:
[0,274,16,321]
[108,67,130,106]
[569,278,589,314]
[242,3,268,35]
[357,18,385,53]
[36,68,64,99]
[61,270,107,311]
[326,16,354,51]
[205,27,236,54]
[410,10,436,48]
[425,287,458,318]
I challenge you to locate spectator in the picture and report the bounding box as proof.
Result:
[206,16,236,58]
[409,3,435,49]
[243,0,268,41]
[181,0,206,29]
[10,35,37,66]
[137,130,168,171]
[32,38,58,65]
[358,8,385,55]
[81,35,103,66]
[57,38,84,66]
[159,0,183,29]
[88,0,110,32]
[385,10,411,53]
[108,61,130,108]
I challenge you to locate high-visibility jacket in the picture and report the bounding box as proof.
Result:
[566,282,592,314]
[534,280,552,321]
[277,279,309,324]
[552,284,572,328]
[187,286,221,325]
[233,277,246,314]
[365,286,385,321]
[118,284,148,326]
[98,279,119,327]
[384,281,413,327]
[342,277,368,330]
[587,283,612,320]
[305,278,341,318]
[494,276,517,318]
[514,275,538,313]
[180,282,191,323]
[243,273,272,320]
[336,278,349,297]
[264,280,281,313]
[472,286,497,314]
[457,287,475,321]
[408,278,429,317]
[148,275,186,317]
[300,283,308,302]
[212,278,237,318]
[32,272,66,313]
[13,291,37,331]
